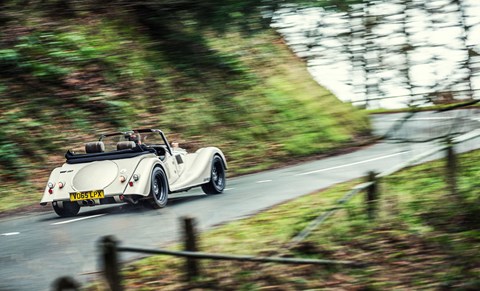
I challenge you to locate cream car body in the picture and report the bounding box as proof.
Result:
[41,129,227,217]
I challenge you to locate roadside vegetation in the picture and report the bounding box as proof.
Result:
[0,1,370,213]
[86,149,480,290]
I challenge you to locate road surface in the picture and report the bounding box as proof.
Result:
[0,110,478,290]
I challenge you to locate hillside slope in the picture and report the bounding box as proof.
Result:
[0,1,370,211]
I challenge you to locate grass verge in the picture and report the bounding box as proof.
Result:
[85,149,480,290]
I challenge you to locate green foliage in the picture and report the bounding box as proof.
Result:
[0,49,20,64]
[0,0,370,212]
[0,142,22,178]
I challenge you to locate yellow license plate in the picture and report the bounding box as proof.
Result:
[70,190,105,201]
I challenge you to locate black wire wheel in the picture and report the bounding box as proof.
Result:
[147,167,169,209]
[53,201,80,217]
[202,155,226,195]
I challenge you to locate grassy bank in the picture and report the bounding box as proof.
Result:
[86,149,480,290]
[0,1,370,213]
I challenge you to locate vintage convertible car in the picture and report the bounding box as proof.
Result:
[40,129,227,217]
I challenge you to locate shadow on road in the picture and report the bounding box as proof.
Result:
[38,193,210,222]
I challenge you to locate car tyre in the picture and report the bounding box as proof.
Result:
[53,201,80,217]
[147,167,169,209]
[202,155,226,195]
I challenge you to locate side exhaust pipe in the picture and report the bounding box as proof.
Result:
[123,195,138,205]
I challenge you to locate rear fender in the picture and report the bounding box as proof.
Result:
[40,167,64,203]
[123,158,166,196]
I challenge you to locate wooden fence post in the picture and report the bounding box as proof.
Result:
[183,216,200,281]
[445,142,458,197]
[366,171,379,220]
[52,276,80,291]
[100,235,123,291]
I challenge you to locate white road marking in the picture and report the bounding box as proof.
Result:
[1,232,20,236]
[295,151,409,176]
[383,117,461,121]
[50,214,106,225]
[224,188,235,191]
[256,180,273,183]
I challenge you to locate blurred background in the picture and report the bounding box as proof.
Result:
[272,0,480,109]
[0,0,478,210]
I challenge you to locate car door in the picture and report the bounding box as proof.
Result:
[173,150,186,177]
[163,152,180,184]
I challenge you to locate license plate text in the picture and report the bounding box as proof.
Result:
[70,190,105,201]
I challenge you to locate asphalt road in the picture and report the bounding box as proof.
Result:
[1,110,479,291]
